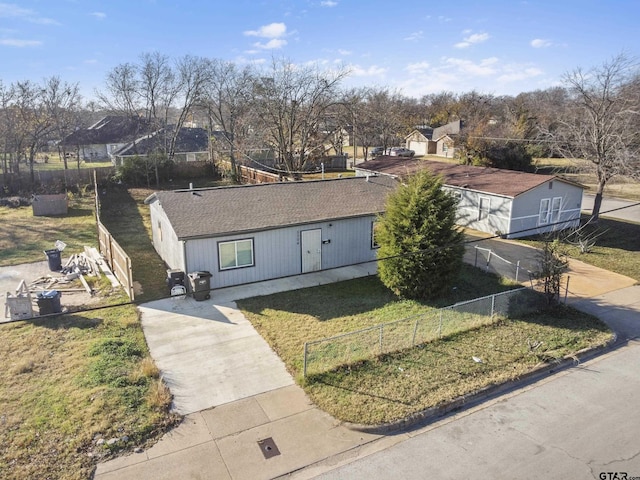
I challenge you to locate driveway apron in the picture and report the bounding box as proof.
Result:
[139,296,294,415]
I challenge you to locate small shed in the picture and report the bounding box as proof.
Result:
[32,194,68,216]
[145,176,397,289]
[354,157,583,239]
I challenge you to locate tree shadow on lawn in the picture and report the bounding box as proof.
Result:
[26,313,104,330]
[239,265,518,323]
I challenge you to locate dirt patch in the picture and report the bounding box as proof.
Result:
[1,260,113,322]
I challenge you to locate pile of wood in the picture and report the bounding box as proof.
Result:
[30,246,120,296]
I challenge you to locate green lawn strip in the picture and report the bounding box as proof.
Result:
[519,216,640,282]
[0,305,178,480]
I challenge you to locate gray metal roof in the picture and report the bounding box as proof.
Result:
[148,176,397,239]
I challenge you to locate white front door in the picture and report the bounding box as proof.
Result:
[301,229,322,273]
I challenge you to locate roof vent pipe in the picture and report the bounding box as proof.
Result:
[189,182,193,190]
[366,174,370,182]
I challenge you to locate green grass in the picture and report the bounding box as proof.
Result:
[305,308,611,425]
[0,194,98,267]
[0,304,178,480]
[239,272,612,425]
[0,195,178,480]
[519,216,640,282]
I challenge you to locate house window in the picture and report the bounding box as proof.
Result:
[550,197,562,223]
[371,220,380,249]
[539,198,551,225]
[478,197,490,221]
[218,239,254,270]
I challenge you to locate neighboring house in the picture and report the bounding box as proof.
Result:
[145,176,397,289]
[405,127,435,156]
[404,120,462,158]
[112,127,210,165]
[60,116,155,162]
[354,157,583,239]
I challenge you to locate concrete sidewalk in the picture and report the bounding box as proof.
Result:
[94,250,638,480]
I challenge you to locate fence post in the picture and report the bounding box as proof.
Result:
[515,260,520,283]
[379,324,384,354]
[491,293,496,317]
[486,249,492,272]
[303,342,308,377]
[564,276,570,304]
[412,317,419,346]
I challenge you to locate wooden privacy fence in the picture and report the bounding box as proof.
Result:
[97,222,134,300]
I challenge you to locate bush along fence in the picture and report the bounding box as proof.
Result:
[303,287,546,377]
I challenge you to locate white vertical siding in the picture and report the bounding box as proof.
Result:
[149,200,185,271]
[445,187,512,236]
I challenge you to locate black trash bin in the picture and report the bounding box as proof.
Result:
[188,271,212,301]
[44,248,62,272]
[37,290,62,315]
[166,269,185,290]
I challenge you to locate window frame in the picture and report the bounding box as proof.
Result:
[478,196,490,221]
[218,238,255,271]
[539,198,551,225]
[550,196,562,223]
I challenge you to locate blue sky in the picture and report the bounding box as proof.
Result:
[1,0,638,100]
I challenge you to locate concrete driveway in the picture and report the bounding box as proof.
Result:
[139,296,294,415]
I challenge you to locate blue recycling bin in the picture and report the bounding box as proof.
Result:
[37,290,62,315]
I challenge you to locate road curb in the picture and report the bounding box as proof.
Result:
[343,334,620,435]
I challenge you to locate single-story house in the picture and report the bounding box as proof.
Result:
[145,176,397,289]
[112,127,210,165]
[354,157,583,239]
[60,116,155,161]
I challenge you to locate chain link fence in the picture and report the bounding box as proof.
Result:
[303,287,545,377]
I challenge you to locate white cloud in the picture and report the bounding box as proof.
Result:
[405,61,430,74]
[253,38,287,50]
[244,22,287,39]
[497,66,543,83]
[404,30,423,41]
[530,38,552,48]
[454,32,490,49]
[0,3,59,25]
[0,38,42,47]
[320,0,338,6]
[337,49,351,56]
[84,58,98,64]
[348,64,387,77]
[90,12,106,20]
[444,56,498,76]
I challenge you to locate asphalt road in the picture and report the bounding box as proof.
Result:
[582,193,640,223]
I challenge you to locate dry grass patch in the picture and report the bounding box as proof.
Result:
[239,269,612,426]
[305,307,611,425]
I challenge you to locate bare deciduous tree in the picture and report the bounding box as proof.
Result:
[252,58,348,175]
[548,54,640,220]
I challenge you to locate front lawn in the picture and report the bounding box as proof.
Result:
[239,270,612,425]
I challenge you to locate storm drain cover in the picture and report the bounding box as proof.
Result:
[258,437,281,459]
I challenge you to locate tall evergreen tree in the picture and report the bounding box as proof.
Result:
[377,171,465,300]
